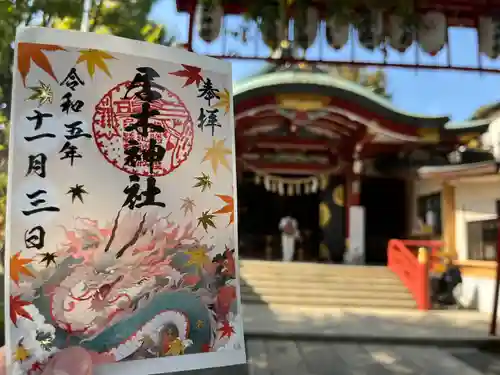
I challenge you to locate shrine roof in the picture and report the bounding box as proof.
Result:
[443,119,490,132]
[418,160,497,180]
[234,67,492,134]
[234,68,450,129]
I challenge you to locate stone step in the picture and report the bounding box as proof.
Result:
[239,273,401,284]
[240,262,395,277]
[239,278,406,290]
[241,260,388,270]
[241,294,417,308]
[238,260,416,309]
[240,285,412,299]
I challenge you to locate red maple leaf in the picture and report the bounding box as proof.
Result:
[169,64,203,87]
[28,361,46,375]
[10,295,33,326]
[218,321,235,339]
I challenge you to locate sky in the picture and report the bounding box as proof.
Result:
[152,0,500,122]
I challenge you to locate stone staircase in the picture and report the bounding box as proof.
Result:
[239,260,417,309]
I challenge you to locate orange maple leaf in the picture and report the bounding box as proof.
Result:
[10,252,34,285]
[18,43,66,87]
[213,194,234,226]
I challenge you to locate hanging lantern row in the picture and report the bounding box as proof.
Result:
[479,17,500,59]
[254,173,329,196]
[195,1,500,59]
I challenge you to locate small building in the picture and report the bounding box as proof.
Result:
[415,104,500,313]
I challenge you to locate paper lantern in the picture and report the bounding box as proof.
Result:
[478,16,500,59]
[260,19,286,50]
[418,11,447,55]
[294,6,319,50]
[195,1,223,43]
[357,10,383,50]
[326,16,350,50]
[388,15,414,52]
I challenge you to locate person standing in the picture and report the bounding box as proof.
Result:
[279,215,300,262]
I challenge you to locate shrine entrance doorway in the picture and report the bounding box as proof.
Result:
[237,172,320,261]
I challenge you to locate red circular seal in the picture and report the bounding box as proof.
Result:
[92,81,194,177]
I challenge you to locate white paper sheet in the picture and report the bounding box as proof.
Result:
[5,27,245,375]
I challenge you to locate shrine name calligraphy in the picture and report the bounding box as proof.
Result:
[121,67,167,177]
[122,175,166,209]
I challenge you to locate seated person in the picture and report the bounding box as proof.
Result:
[431,257,462,305]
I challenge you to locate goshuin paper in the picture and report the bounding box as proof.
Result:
[5,27,245,375]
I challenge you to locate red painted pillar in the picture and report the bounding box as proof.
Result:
[345,172,351,240]
[187,2,196,51]
[351,175,361,205]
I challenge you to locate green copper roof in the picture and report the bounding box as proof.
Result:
[443,119,490,133]
[234,70,449,128]
[233,69,491,133]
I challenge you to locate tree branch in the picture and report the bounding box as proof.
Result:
[89,0,103,32]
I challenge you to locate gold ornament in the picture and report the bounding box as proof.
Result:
[319,202,331,227]
[319,243,330,259]
[332,185,344,207]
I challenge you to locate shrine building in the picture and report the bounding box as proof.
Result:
[234,61,485,265]
[173,0,500,316]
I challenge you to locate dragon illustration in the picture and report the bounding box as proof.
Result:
[20,208,238,371]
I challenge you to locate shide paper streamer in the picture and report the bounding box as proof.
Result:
[5,27,244,375]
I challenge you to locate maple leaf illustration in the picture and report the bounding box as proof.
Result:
[169,64,204,87]
[35,331,55,351]
[185,247,210,268]
[218,321,235,339]
[14,340,30,362]
[193,173,213,192]
[30,362,46,374]
[180,197,196,216]
[212,88,230,114]
[39,252,57,268]
[213,194,234,226]
[76,49,116,79]
[18,43,66,87]
[10,295,33,326]
[67,184,88,203]
[197,210,216,232]
[10,252,34,285]
[26,81,53,107]
[202,139,232,174]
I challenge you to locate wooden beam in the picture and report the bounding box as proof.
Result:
[242,161,333,173]
[442,182,456,257]
[237,136,331,150]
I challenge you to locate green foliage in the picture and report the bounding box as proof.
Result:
[470,102,500,120]
[0,0,171,243]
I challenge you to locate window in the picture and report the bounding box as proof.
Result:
[417,193,442,235]
[467,219,498,261]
